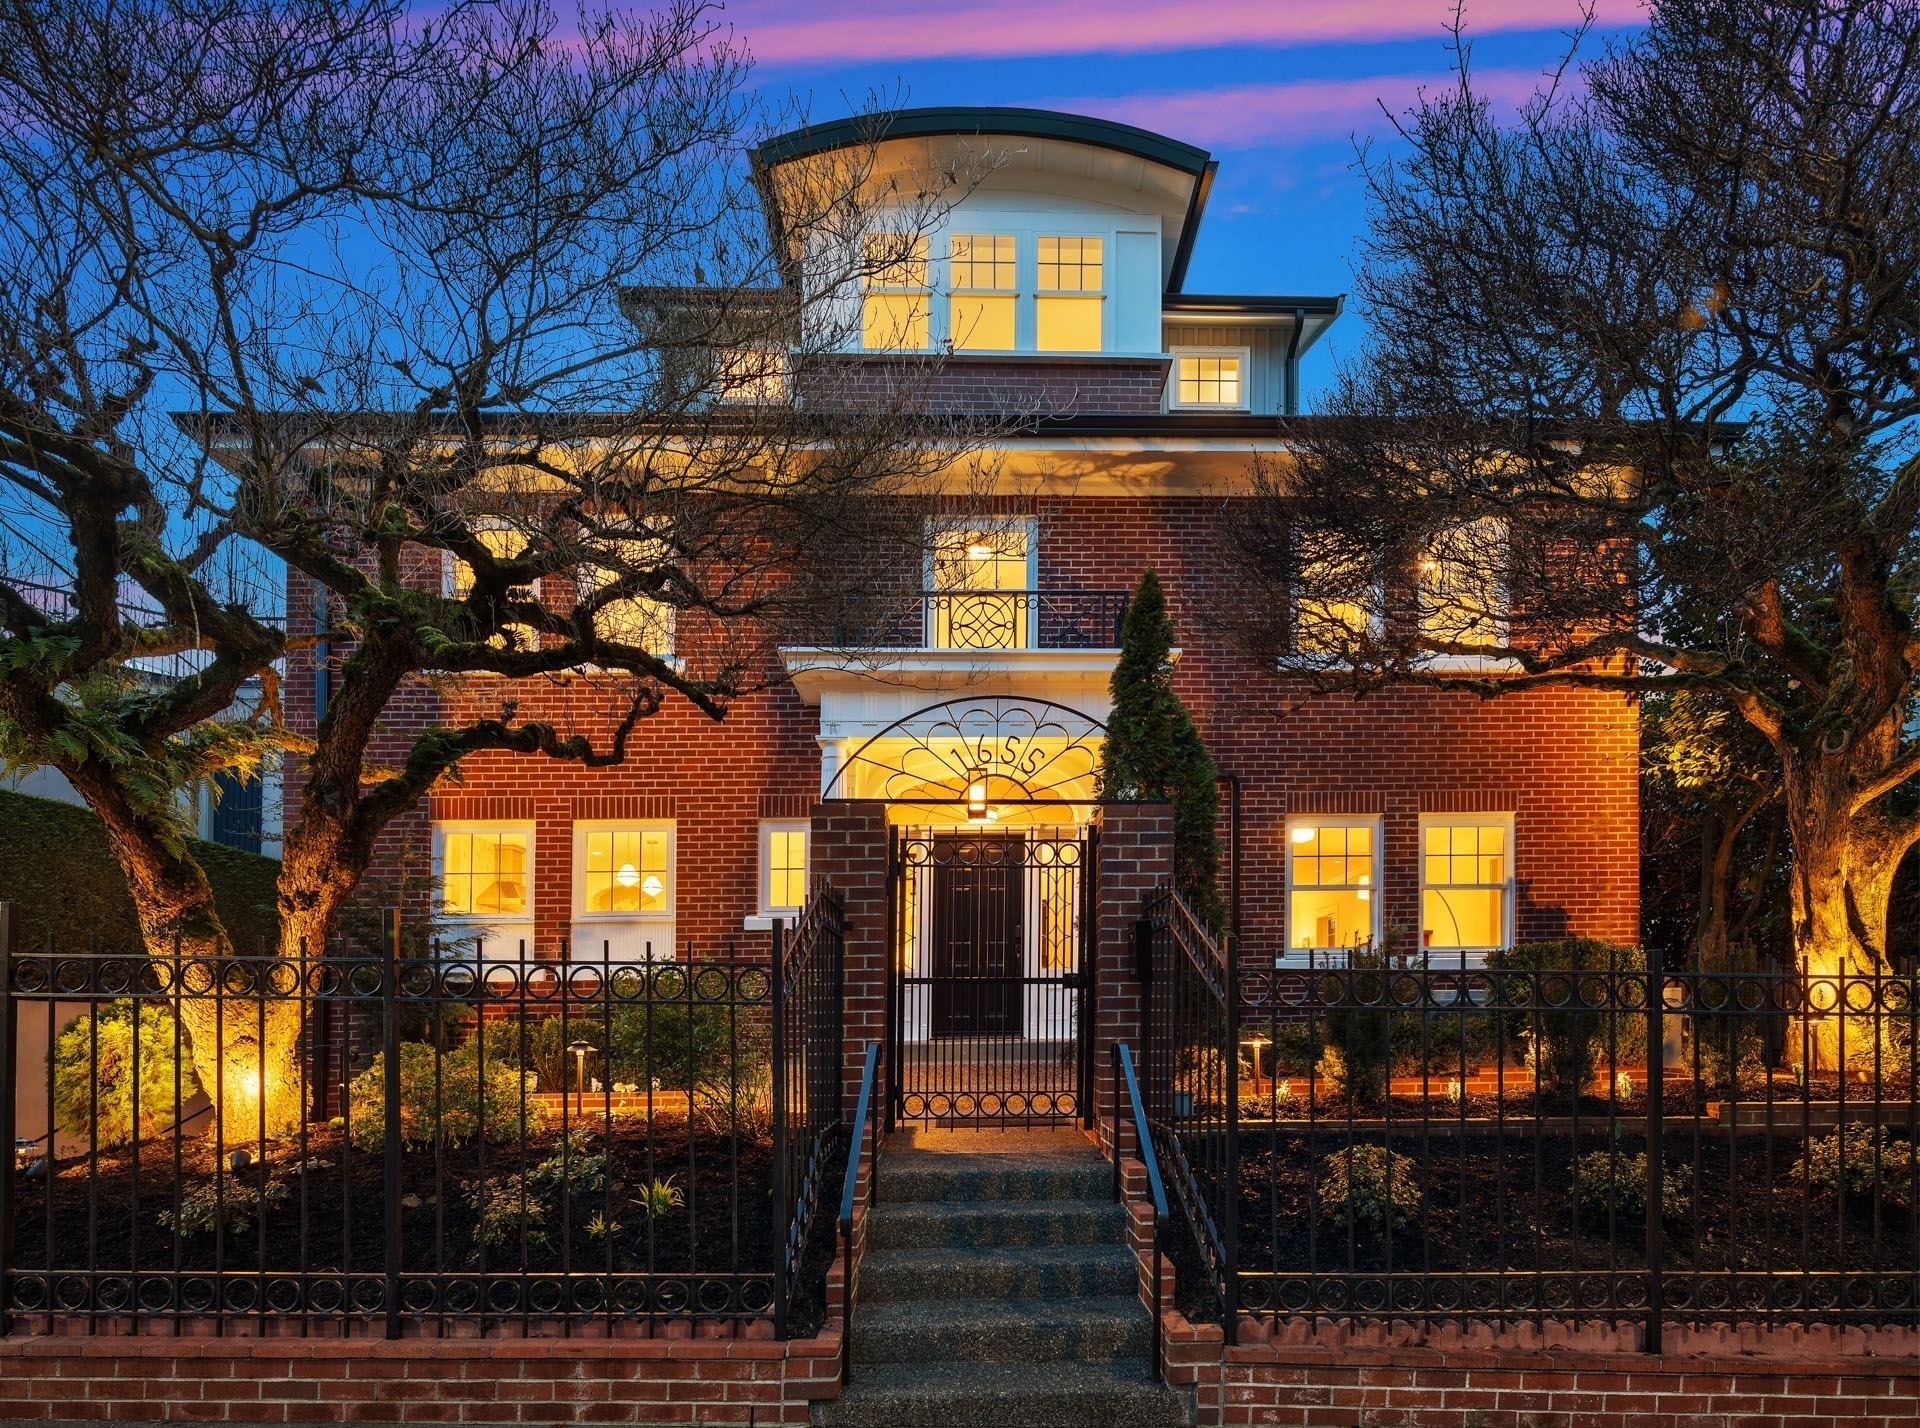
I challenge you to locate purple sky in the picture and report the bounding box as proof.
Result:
[727,0,1647,402]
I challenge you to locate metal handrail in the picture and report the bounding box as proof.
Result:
[1112,1042,1169,1380]
[838,1041,881,1385]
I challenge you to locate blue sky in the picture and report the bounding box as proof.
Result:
[725,0,1647,403]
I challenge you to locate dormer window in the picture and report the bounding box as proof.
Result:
[1171,348,1248,410]
[1035,236,1104,351]
[947,233,1017,350]
[861,233,930,351]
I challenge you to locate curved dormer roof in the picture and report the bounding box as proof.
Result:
[753,106,1218,293]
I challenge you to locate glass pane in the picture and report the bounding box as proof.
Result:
[1177,356,1241,406]
[586,832,610,871]
[949,234,1015,290]
[863,232,927,289]
[1423,888,1504,948]
[862,292,928,350]
[1037,236,1102,291]
[1035,295,1102,351]
[950,294,1015,350]
[1289,888,1372,950]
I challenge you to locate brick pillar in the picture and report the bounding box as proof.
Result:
[1090,801,1173,1150]
[810,800,890,1107]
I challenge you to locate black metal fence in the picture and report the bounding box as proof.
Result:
[825,589,1130,651]
[1140,888,1920,1342]
[0,893,845,1339]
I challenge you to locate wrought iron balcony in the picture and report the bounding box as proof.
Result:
[823,589,1130,651]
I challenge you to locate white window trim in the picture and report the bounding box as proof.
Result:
[942,232,1020,354]
[1286,531,1385,662]
[1168,346,1252,411]
[1279,814,1383,967]
[571,555,680,673]
[1418,812,1515,965]
[923,516,1040,648]
[746,819,811,928]
[1418,520,1514,672]
[432,821,536,926]
[570,819,677,921]
[860,230,931,352]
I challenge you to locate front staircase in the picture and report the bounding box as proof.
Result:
[819,1128,1191,1428]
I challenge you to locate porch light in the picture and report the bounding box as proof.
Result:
[967,771,988,820]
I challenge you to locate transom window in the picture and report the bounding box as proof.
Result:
[861,232,930,351]
[1421,818,1512,953]
[1173,351,1245,409]
[1286,818,1379,953]
[1036,235,1103,352]
[580,825,672,915]
[440,827,530,918]
[760,822,810,915]
[947,233,1017,351]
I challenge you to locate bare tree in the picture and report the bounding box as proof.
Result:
[1226,0,1920,1063]
[0,0,983,1134]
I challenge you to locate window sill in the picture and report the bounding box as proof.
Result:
[574,912,676,922]
[742,912,802,931]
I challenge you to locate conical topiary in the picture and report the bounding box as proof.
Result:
[1096,569,1223,927]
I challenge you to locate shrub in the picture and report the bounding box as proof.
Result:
[51,1000,201,1149]
[1574,1150,1692,1221]
[347,1042,544,1152]
[1319,940,1396,1104]
[158,1175,289,1237]
[1487,940,1642,1098]
[695,1054,774,1141]
[467,1174,546,1251]
[520,1001,742,1094]
[1796,1126,1920,1210]
[527,1131,608,1195]
[1315,1146,1421,1235]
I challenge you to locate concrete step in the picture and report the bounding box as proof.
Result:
[861,1242,1141,1304]
[855,1294,1152,1365]
[880,1151,1113,1204]
[817,1358,1191,1428]
[866,1199,1127,1252]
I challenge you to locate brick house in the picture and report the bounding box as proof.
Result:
[282,105,1638,1078]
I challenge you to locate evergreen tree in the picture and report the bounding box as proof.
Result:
[1097,569,1224,927]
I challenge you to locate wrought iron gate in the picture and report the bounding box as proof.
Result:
[885,826,1097,1127]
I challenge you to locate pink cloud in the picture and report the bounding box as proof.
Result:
[1054,67,1549,150]
[728,0,1644,68]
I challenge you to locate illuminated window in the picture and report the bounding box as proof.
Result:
[928,522,1032,649]
[947,233,1016,350]
[714,347,788,403]
[1420,522,1503,650]
[1286,819,1378,953]
[439,827,530,918]
[445,526,542,653]
[862,232,929,350]
[579,825,672,916]
[1172,351,1245,409]
[1292,547,1374,656]
[578,537,674,661]
[1035,236,1103,351]
[1421,818,1511,953]
[760,822,810,915]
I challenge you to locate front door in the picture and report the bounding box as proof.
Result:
[930,834,1023,1037]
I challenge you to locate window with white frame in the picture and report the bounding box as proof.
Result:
[759,821,809,916]
[437,825,532,920]
[1291,540,1377,656]
[1170,349,1248,410]
[574,823,674,917]
[1420,520,1504,650]
[946,233,1017,351]
[576,536,674,662]
[927,519,1035,649]
[1035,236,1104,351]
[1420,816,1513,955]
[861,232,930,351]
[443,526,542,653]
[1286,817,1379,955]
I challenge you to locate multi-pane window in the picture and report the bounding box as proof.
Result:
[1292,547,1373,656]
[440,828,530,918]
[761,822,809,914]
[578,537,674,661]
[581,826,672,915]
[446,526,541,653]
[1035,236,1103,351]
[947,233,1017,351]
[1174,353,1244,408]
[1421,819,1511,952]
[714,347,787,403]
[861,232,930,350]
[929,523,1031,649]
[1420,521,1503,650]
[1286,819,1377,953]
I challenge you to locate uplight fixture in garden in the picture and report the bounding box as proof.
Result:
[570,1040,592,1109]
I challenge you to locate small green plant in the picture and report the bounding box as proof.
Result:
[1315,1146,1421,1235]
[1796,1126,1920,1210]
[585,1212,622,1240]
[1574,1150,1692,1221]
[347,1042,545,1152]
[1487,940,1643,1098]
[528,1131,609,1195]
[1444,1077,1464,1107]
[634,1176,684,1218]
[51,1000,201,1149]
[158,1176,290,1238]
[467,1174,547,1251]
[1272,1078,1295,1109]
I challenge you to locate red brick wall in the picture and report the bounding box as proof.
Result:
[801,356,1170,414]
[0,1332,845,1425]
[1091,802,1174,1147]
[806,801,890,1103]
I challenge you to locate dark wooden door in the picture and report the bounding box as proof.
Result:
[930,834,1024,1037]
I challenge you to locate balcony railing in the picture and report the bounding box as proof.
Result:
[823,589,1130,651]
